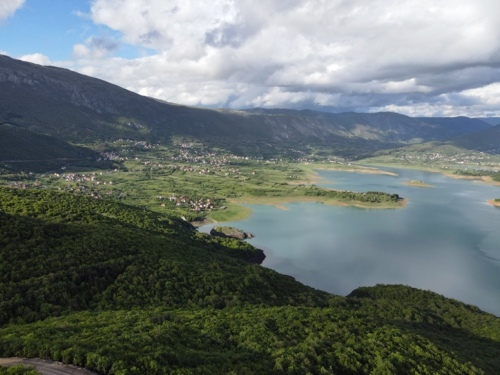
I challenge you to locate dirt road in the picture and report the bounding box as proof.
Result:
[0,358,98,375]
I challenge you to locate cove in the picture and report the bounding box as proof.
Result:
[200,167,500,315]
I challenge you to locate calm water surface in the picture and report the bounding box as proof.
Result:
[200,167,500,315]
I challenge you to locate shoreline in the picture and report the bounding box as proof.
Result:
[194,195,406,226]
[194,166,409,226]
[286,165,399,186]
[441,174,500,186]
[228,196,407,210]
[488,199,500,207]
[308,165,399,177]
[360,162,500,186]
[437,172,500,186]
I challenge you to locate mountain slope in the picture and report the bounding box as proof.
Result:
[0,55,364,145]
[363,123,500,165]
[1,187,500,374]
[0,124,110,173]
[475,117,500,126]
[0,55,490,151]
[452,124,500,154]
[415,116,492,140]
[244,108,491,142]
[0,187,329,326]
[0,124,97,161]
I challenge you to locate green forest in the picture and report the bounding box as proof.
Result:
[1,187,500,374]
[0,365,39,375]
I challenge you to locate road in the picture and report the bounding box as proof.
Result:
[0,358,98,375]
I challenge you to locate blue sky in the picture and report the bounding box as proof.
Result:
[0,0,144,61]
[1,0,500,117]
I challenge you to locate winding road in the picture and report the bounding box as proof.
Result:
[0,358,98,375]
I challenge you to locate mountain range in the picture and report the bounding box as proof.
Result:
[0,54,496,161]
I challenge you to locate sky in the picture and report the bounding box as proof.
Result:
[2,0,500,117]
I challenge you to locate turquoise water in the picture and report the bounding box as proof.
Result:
[199,167,500,315]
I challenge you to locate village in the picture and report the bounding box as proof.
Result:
[156,194,225,212]
[398,151,500,167]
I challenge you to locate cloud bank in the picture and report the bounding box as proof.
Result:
[20,53,51,66]
[0,0,24,23]
[58,1,500,115]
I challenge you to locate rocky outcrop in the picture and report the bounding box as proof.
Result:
[210,226,255,240]
[247,249,266,265]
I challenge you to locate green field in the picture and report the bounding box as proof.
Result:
[0,140,406,224]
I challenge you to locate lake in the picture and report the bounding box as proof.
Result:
[199,167,500,315]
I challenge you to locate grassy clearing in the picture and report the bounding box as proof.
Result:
[207,203,253,222]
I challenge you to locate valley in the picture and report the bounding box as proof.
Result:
[1,53,500,374]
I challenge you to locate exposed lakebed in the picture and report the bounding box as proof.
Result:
[199,167,500,315]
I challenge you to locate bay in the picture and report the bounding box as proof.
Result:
[199,167,500,315]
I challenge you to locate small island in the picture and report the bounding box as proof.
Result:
[488,199,500,207]
[403,180,434,188]
[210,226,255,240]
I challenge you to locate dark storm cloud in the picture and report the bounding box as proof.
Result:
[90,37,118,53]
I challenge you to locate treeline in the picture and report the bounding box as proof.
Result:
[453,169,500,181]
[304,186,401,203]
[242,184,402,203]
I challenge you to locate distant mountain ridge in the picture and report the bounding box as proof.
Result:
[475,117,500,126]
[0,54,492,154]
[452,124,500,154]
[243,108,490,143]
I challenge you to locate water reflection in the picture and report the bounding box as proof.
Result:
[200,167,500,315]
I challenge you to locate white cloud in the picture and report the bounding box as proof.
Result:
[73,36,118,59]
[60,0,500,115]
[73,44,91,58]
[0,0,24,23]
[72,10,92,20]
[20,53,51,66]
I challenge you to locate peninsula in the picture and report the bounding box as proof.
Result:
[488,199,500,207]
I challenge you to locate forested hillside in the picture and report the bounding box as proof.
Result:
[452,124,500,154]
[1,187,500,374]
[0,124,102,173]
